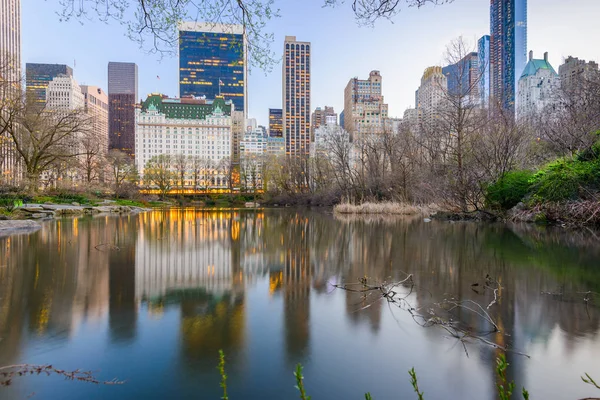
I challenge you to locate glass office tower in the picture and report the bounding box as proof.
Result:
[490,0,527,113]
[478,35,490,106]
[269,108,283,138]
[179,22,247,115]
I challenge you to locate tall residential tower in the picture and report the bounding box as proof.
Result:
[283,36,311,156]
[179,22,247,115]
[108,62,138,157]
[478,35,491,106]
[343,71,389,136]
[490,0,527,113]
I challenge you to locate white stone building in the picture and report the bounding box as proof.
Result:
[416,66,447,129]
[135,95,234,191]
[343,71,389,137]
[46,74,85,111]
[516,51,559,120]
[240,128,267,190]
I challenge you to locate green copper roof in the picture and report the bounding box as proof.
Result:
[141,94,232,120]
[520,59,558,79]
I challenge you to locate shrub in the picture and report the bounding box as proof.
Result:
[485,171,533,210]
[529,158,600,202]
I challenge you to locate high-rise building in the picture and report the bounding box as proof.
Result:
[25,64,73,105]
[478,35,491,106]
[343,71,389,137]
[558,56,600,92]
[268,108,283,138]
[283,36,311,156]
[339,110,345,129]
[490,0,527,112]
[0,0,21,185]
[311,106,337,136]
[416,66,447,127]
[45,74,85,111]
[0,0,20,82]
[108,62,138,157]
[179,22,247,115]
[442,52,479,104]
[81,85,109,154]
[516,51,559,120]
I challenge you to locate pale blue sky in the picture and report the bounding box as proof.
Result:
[23,0,600,125]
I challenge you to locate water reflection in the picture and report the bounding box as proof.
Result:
[0,209,599,399]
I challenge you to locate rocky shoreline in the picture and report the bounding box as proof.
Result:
[0,202,150,235]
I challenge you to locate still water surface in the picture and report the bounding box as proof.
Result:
[1,209,599,399]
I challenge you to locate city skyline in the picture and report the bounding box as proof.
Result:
[17,0,600,127]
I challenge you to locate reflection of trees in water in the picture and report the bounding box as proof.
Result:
[177,292,245,361]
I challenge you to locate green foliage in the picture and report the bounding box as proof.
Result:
[485,171,533,210]
[527,157,600,202]
[114,199,149,208]
[581,373,600,390]
[217,350,228,400]
[409,367,424,400]
[294,364,311,400]
[364,393,374,400]
[0,196,23,212]
[495,354,530,400]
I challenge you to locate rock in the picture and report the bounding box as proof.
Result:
[71,202,80,206]
[44,201,54,205]
[245,202,260,207]
[29,213,46,219]
[0,215,8,220]
[22,207,44,212]
[0,220,41,236]
[423,218,432,222]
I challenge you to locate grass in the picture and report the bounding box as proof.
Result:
[334,202,433,216]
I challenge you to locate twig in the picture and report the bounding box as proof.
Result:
[0,364,124,387]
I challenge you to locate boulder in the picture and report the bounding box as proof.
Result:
[71,202,80,206]
[0,220,41,235]
[22,207,44,212]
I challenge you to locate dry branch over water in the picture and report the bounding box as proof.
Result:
[333,274,529,358]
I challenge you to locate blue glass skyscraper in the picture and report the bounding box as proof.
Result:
[179,22,247,115]
[490,0,527,113]
[478,35,490,106]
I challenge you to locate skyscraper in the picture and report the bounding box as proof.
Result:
[179,22,247,115]
[442,52,479,103]
[490,0,527,113]
[0,0,20,82]
[343,71,389,136]
[478,35,491,106]
[26,63,73,105]
[108,62,138,157]
[81,85,109,154]
[268,108,283,138]
[283,36,311,156]
[0,0,21,185]
[311,106,337,136]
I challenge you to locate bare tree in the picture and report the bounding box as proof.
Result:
[144,154,175,198]
[78,130,105,184]
[172,153,189,192]
[0,93,91,193]
[107,149,137,198]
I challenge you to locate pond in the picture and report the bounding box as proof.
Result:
[1,208,599,399]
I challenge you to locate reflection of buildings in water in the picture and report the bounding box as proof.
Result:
[134,210,244,300]
[282,215,311,361]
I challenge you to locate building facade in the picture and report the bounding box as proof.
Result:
[0,0,21,185]
[46,74,85,111]
[442,52,479,103]
[135,95,234,191]
[240,128,267,190]
[478,35,491,106]
[267,136,285,156]
[268,108,283,138]
[283,36,311,156]
[339,110,345,129]
[343,70,389,137]
[558,56,600,92]
[416,66,447,127]
[25,63,73,106]
[490,0,527,112]
[108,62,138,157]
[81,85,109,154]
[516,51,559,120]
[179,22,247,115]
[311,106,337,136]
